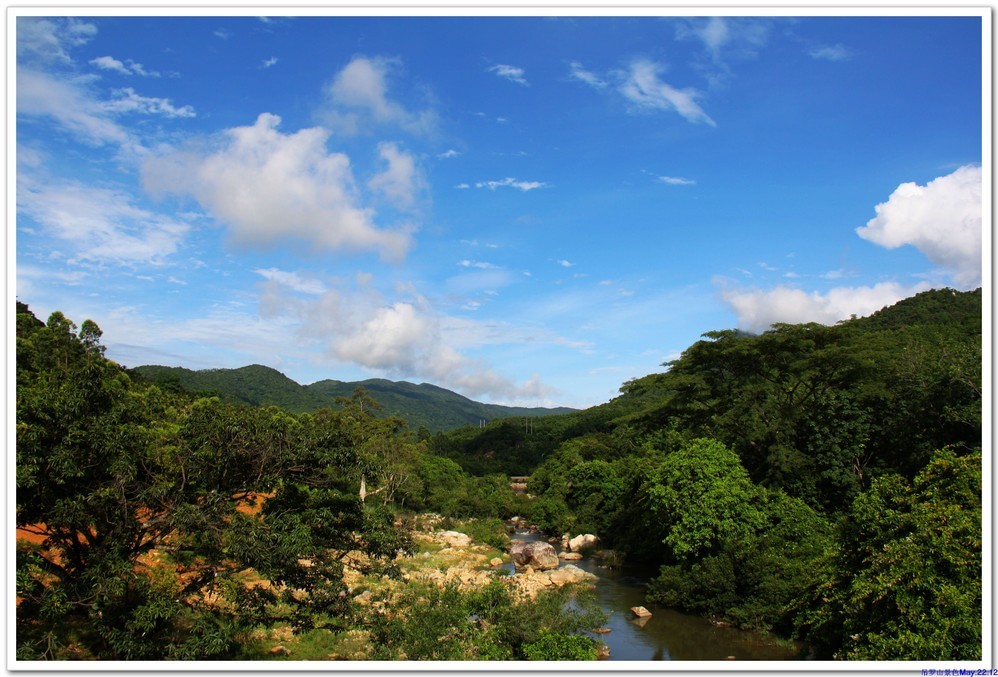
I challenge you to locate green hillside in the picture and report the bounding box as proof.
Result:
[130,364,575,432]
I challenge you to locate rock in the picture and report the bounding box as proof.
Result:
[630,606,653,618]
[510,540,560,571]
[591,627,612,634]
[596,644,611,660]
[490,557,504,567]
[561,533,571,550]
[439,531,472,547]
[269,645,291,656]
[559,551,583,560]
[569,534,599,552]
[546,564,597,586]
[353,590,373,606]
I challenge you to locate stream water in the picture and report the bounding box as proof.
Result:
[507,531,803,662]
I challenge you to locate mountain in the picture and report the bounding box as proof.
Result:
[129,364,576,433]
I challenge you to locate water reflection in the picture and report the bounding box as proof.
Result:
[508,531,802,662]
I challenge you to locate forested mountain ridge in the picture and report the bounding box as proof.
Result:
[130,364,576,433]
[429,287,982,660]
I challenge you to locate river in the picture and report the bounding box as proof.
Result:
[508,531,804,662]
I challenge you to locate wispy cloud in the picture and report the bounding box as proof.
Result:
[103,87,196,118]
[619,59,716,126]
[568,60,607,89]
[17,178,190,266]
[489,63,528,85]
[659,175,696,186]
[261,56,278,68]
[90,55,160,76]
[255,267,326,294]
[809,44,853,61]
[475,177,547,191]
[437,149,461,158]
[458,260,499,269]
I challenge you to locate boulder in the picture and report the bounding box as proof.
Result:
[559,551,583,561]
[439,530,472,547]
[630,606,653,618]
[546,564,597,586]
[510,540,560,571]
[489,557,504,567]
[569,534,599,552]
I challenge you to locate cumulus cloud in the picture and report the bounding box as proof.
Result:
[142,112,413,261]
[367,142,425,211]
[719,280,931,333]
[259,279,555,402]
[856,165,982,287]
[321,56,436,136]
[489,63,528,85]
[17,178,190,266]
[619,59,716,126]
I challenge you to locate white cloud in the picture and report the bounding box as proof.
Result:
[214,28,232,40]
[142,112,413,261]
[489,63,528,85]
[17,68,134,150]
[676,17,770,62]
[568,61,607,89]
[856,165,982,287]
[458,260,499,269]
[103,87,196,118]
[321,56,437,136]
[17,17,97,64]
[809,44,853,61]
[475,177,547,191]
[659,175,696,186]
[438,149,461,158]
[17,179,190,266]
[618,59,716,126]
[255,268,326,295]
[262,56,278,68]
[719,280,931,333]
[90,55,130,74]
[367,142,425,211]
[90,55,159,76]
[260,281,555,402]
[558,259,575,268]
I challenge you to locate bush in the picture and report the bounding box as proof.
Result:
[523,632,599,661]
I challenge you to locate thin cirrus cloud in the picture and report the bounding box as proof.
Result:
[809,44,853,61]
[141,112,414,261]
[475,177,547,191]
[660,175,696,186]
[570,58,716,126]
[17,178,190,266]
[90,55,160,76]
[488,63,528,85]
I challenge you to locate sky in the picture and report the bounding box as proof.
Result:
[13,11,987,409]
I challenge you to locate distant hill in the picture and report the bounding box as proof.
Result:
[129,364,576,433]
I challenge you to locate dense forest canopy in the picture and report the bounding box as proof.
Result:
[15,287,984,661]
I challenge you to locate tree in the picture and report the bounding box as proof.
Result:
[16,306,410,659]
[795,450,982,660]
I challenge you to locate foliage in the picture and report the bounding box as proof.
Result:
[794,450,982,660]
[522,632,599,660]
[367,580,605,660]
[15,304,411,660]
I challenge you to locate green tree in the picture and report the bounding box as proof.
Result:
[795,450,982,660]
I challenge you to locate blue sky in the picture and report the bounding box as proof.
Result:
[14,12,986,408]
